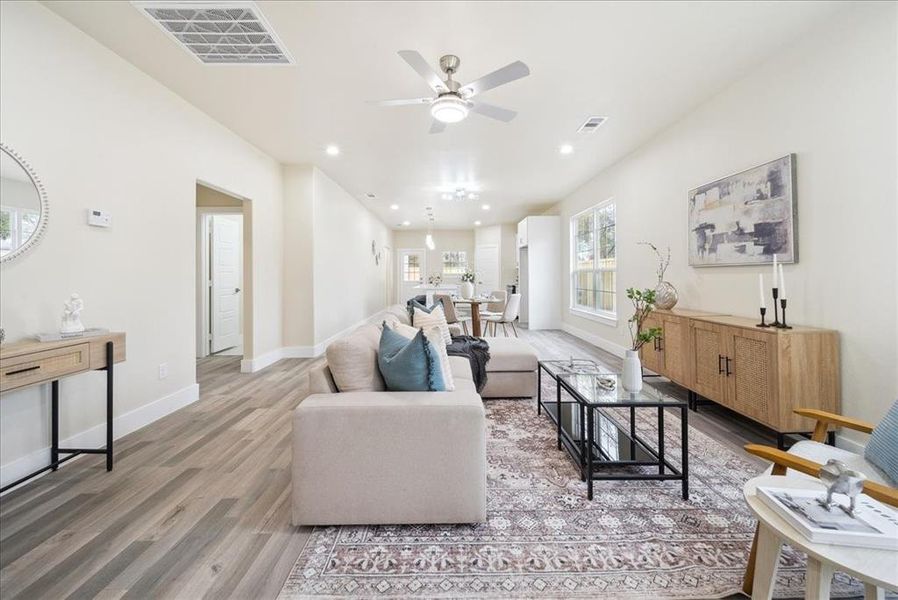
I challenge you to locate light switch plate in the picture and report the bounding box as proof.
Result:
[87,209,111,227]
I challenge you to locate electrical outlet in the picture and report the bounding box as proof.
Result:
[158,363,169,380]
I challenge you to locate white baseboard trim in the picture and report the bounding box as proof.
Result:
[241,310,390,373]
[834,432,866,454]
[561,322,628,358]
[0,383,199,492]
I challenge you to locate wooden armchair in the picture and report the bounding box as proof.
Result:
[742,409,898,595]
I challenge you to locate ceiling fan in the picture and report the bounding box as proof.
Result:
[370,51,530,133]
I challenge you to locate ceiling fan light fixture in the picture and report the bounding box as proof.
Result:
[430,96,469,123]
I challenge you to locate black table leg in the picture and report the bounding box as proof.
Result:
[579,400,586,481]
[681,404,689,500]
[658,406,665,475]
[106,341,114,472]
[537,365,542,415]
[556,376,562,451]
[629,406,636,458]
[586,406,594,500]
[51,380,59,471]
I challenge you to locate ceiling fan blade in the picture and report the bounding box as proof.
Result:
[398,50,447,93]
[460,60,530,98]
[368,97,433,107]
[429,120,447,134]
[470,101,517,122]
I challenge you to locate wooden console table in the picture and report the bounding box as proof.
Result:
[0,332,126,493]
[640,309,839,448]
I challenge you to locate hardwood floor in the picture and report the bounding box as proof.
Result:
[0,328,776,599]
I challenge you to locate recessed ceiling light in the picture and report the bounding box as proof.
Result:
[390,204,399,210]
[325,145,340,156]
[559,144,574,155]
[481,204,491,211]
[401,220,411,226]
[474,220,482,226]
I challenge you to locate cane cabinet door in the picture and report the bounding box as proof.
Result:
[640,315,664,375]
[660,315,690,386]
[724,327,777,427]
[691,320,725,404]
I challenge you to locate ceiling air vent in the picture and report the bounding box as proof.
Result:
[133,2,294,65]
[577,116,608,134]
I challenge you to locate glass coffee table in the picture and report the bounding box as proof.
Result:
[538,359,689,500]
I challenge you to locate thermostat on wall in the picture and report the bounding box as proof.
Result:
[87,209,111,228]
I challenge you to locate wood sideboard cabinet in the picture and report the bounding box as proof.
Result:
[641,309,839,445]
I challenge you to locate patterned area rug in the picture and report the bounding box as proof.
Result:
[279,389,868,598]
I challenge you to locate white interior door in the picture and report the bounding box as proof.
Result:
[397,248,425,303]
[475,244,500,296]
[211,214,242,353]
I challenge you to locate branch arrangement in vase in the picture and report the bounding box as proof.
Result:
[638,242,670,283]
[626,287,662,352]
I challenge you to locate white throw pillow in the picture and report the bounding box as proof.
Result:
[392,322,455,392]
[413,305,452,346]
[325,324,386,392]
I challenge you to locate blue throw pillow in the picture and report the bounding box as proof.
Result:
[378,323,446,392]
[864,399,898,486]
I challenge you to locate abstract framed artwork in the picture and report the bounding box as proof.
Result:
[688,154,797,267]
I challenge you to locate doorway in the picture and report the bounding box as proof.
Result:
[475,244,499,296]
[196,183,250,360]
[397,248,425,303]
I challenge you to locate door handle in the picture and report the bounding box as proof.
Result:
[234,287,241,293]
[718,354,725,374]
[725,356,732,377]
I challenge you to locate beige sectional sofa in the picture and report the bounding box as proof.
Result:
[292,304,538,526]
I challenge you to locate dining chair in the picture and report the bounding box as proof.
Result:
[480,290,507,318]
[436,294,469,335]
[484,294,521,337]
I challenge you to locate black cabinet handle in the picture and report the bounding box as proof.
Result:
[6,365,40,376]
[725,357,732,377]
[718,354,725,374]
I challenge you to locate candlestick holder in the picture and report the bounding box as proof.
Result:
[756,307,769,327]
[778,298,792,329]
[771,287,781,327]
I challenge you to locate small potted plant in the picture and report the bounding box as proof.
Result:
[427,273,443,287]
[459,270,477,299]
[624,287,663,393]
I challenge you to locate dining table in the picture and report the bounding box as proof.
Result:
[452,297,499,338]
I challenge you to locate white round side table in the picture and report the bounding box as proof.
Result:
[744,475,898,600]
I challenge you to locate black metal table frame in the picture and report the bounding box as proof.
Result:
[0,341,115,494]
[537,360,689,501]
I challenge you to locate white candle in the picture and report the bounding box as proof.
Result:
[771,253,778,289]
[758,273,766,308]
[778,264,786,299]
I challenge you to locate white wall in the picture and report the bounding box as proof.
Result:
[552,3,897,441]
[282,165,315,348]
[312,168,393,344]
[0,2,284,482]
[393,229,475,283]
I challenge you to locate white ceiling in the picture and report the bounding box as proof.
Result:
[44,1,846,229]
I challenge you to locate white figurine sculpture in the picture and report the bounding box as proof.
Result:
[60,293,85,335]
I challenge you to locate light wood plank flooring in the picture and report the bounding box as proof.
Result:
[0,328,776,599]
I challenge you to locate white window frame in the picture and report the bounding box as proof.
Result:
[441,250,468,278]
[569,198,617,325]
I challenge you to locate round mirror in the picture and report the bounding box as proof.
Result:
[1,143,48,263]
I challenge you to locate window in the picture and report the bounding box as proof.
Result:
[441,250,467,276]
[0,206,39,257]
[402,254,421,282]
[570,200,616,320]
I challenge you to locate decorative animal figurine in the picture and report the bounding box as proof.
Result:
[60,293,85,335]
[817,459,867,517]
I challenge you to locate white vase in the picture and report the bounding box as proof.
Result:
[622,350,643,394]
[460,281,474,299]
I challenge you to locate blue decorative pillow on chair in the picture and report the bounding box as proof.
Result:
[864,399,898,486]
[378,323,446,392]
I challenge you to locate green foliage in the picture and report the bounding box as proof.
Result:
[460,270,477,283]
[0,211,9,241]
[626,287,662,352]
